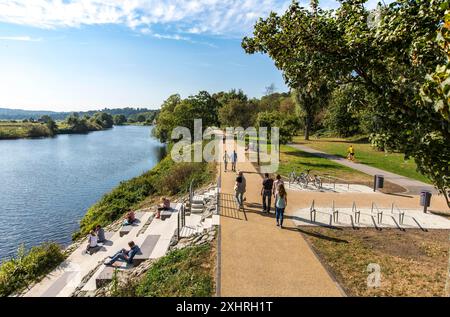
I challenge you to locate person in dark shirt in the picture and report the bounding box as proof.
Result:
[95,225,106,243]
[104,241,140,266]
[261,173,274,213]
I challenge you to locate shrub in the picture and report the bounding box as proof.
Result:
[0,242,66,297]
[73,155,215,241]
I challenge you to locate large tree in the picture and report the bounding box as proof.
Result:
[243,0,449,204]
[242,0,337,140]
[154,92,220,143]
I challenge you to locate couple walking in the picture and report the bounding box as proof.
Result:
[223,150,237,172]
[261,174,287,228]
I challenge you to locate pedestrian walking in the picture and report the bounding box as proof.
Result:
[261,173,274,213]
[273,174,284,198]
[234,171,246,209]
[223,150,229,172]
[231,150,238,172]
[275,184,287,228]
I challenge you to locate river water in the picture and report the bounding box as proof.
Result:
[0,125,165,262]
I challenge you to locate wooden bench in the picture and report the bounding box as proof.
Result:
[119,212,145,237]
[132,234,160,266]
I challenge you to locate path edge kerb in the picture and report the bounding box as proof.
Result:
[215,162,222,297]
[299,229,348,297]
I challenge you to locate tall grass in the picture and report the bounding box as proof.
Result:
[112,244,214,297]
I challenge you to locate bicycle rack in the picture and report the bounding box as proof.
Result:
[371,202,383,224]
[332,200,339,223]
[352,202,361,224]
[391,203,405,225]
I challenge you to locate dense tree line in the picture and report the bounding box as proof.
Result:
[153,89,301,144]
[0,107,158,122]
[154,0,449,205]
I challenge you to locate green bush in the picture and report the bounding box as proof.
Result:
[0,242,66,297]
[136,244,214,297]
[73,156,215,241]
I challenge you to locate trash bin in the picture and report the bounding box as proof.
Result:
[373,175,384,191]
[376,175,384,189]
[420,190,432,213]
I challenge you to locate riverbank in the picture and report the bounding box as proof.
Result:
[0,121,108,140]
[0,143,216,296]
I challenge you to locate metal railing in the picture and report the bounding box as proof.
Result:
[177,203,186,240]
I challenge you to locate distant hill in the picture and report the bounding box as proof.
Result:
[0,107,158,121]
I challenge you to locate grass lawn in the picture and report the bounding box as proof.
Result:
[277,144,373,184]
[113,243,216,297]
[292,136,431,184]
[300,227,450,296]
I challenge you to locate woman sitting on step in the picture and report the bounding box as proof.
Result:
[123,211,136,225]
[156,197,171,219]
[86,230,98,255]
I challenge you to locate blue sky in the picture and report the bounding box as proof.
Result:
[0,0,385,111]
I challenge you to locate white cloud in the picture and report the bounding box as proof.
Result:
[0,35,42,41]
[0,0,293,37]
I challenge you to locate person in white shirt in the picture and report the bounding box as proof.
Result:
[86,230,98,254]
[223,150,230,172]
[273,174,285,198]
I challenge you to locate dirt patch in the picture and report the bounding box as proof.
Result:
[300,226,450,297]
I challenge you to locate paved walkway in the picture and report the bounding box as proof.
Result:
[289,144,437,195]
[219,156,344,297]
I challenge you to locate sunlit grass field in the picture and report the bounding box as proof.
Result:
[292,136,430,184]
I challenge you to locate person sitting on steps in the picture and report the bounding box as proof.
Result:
[86,230,98,255]
[104,241,140,266]
[95,225,106,243]
[123,211,136,225]
[156,197,171,219]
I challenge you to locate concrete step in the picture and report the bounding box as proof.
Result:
[192,195,204,203]
[191,207,204,214]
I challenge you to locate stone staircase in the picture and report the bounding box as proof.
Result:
[187,188,218,215]
[178,187,219,238]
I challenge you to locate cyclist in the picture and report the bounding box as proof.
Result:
[347,145,355,161]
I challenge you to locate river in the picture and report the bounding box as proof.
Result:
[0,125,165,262]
